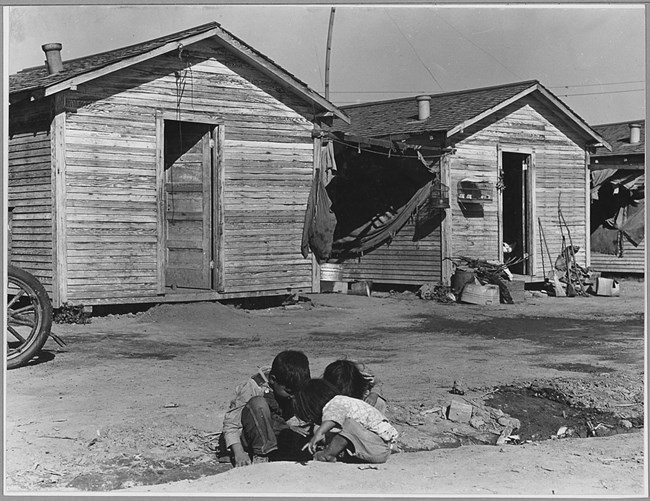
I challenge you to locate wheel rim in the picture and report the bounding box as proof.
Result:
[6,275,45,361]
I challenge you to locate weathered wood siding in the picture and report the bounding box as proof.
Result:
[321,220,442,285]
[8,97,54,293]
[450,97,589,277]
[591,240,646,275]
[59,38,314,304]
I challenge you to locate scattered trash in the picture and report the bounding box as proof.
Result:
[417,283,456,303]
[447,399,473,423]
[450,380,465,395]
[419,407,442,416]
[619,419,633,429]
[358,465,379,470]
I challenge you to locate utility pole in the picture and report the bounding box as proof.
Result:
[325,7,336,100]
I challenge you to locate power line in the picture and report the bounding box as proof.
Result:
[551,80,644,89]
[383,9,443,91]
[558,88,644,97]
[329,87,644,99]
[438,14,522,81]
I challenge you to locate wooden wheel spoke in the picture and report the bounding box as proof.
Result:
[7,290,26,309]
[8,315,36,328]
[7,325,26,343]
[10,304,36,316]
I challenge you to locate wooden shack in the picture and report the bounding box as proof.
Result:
[321,81,610,287]
[8,22,348,308]
[589,121,645,275]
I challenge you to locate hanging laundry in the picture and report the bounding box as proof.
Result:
[301,167,337,263]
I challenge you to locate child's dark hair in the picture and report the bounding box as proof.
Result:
[323,359,372,400]
[270,350,311,393]
[293,378,339,424]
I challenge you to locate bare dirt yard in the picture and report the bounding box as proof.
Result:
[4,278,647,497]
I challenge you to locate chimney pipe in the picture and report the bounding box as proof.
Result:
[42,43,63,74]
[416,95,431,121]
[629,123,641,144]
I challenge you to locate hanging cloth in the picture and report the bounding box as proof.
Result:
[301,167,337,263]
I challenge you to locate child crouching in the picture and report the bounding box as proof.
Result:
[294,379,398,464]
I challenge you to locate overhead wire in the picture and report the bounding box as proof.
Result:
[383,9,443,91]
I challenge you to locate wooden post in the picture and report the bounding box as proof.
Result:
[325,7,336,101]
[496,143,503,262]
[441,152,453,285]
[584,149,591,268]
[155,110,165,294]
[311,131,322,293]
[213,124,225,292]
[51,93,67,308]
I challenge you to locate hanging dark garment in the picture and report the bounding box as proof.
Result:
[619,199,645,246]
[301,167,337,263]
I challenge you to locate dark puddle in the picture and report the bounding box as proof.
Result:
[486,386,642,442]
[67,455,231,491]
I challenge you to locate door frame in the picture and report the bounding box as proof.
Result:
[155,110,224,293]
[497,144,536,275]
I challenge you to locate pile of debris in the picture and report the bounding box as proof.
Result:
[447,255,526,304]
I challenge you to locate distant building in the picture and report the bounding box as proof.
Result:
[319,80,610,287]
[589,121,645,276]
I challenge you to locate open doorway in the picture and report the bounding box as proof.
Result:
[501,151,532,275]
[164,120,215,290]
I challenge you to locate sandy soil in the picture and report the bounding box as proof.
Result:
[4,278,646,497]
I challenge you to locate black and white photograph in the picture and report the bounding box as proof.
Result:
[4,2,647,497]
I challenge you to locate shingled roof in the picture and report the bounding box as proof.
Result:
[331,80,608,148]
[9,21,349,123]
[591,120,645,157]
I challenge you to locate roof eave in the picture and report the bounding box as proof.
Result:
[445,85,539,138]
[35,23,349,124]
[42,27,222,98]
[534,84,612,151]
[210,25,349,123]
[445,82,613,151]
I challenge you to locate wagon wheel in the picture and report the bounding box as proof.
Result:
[6,265,53,369]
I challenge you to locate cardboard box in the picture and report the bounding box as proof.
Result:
[507,280,526,303]
[596,277,620,297]
[461,283,500,305]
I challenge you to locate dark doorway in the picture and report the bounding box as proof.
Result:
[501,152,531,274]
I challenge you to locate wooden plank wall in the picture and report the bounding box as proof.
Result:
[8,112,54,294]
[60,38,314,304]
[321,220,442,285]
[450,96,589,278]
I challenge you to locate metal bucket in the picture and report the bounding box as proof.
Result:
[349,281,372,297]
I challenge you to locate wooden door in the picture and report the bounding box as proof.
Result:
[164,121,212,289]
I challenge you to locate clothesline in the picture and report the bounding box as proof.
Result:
[327,136,447,161]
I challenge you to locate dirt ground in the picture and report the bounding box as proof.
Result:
[4,278,647,497]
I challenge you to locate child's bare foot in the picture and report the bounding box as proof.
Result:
[313,433,349,462]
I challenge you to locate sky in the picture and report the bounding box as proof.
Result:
[6,3,646,125]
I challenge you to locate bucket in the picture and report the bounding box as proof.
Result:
[349,281,372,297]
[451,269,475,295]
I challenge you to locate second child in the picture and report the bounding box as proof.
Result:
[294,378,398,464]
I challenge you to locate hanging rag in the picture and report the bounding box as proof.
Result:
[301,167,337,263]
